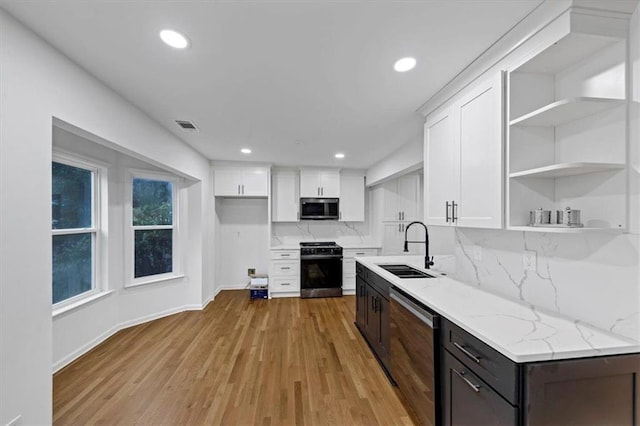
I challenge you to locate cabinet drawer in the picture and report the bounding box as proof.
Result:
[343,259,356,277]
[443,319,519,405]
[270,260,299,277]
[443,349,517,426]
[342,275,355,291]
[270,277,300,292]
[343,248,378,258]
[270,250,299,260]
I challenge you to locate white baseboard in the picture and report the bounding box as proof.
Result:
[53,300,215,374]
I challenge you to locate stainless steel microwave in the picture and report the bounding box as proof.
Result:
[300,198,339,220]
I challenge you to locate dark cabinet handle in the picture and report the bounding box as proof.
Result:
[242,184,245,194]
[453,369,481,393]
[281,266,291,270]
[452,201,458,223]
[453,342,481,363]
[238,184,241,195]
[446,201,451,222]
[281,282,291,286]
[281,254,290,257]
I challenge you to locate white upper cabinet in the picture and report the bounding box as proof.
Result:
[339,172,365,222]
[272,171,299,222]
[382,174,421,222]
[424,71,504,229]
[214,167,269,197]
[300,170,340,198]
[506,8,629,232]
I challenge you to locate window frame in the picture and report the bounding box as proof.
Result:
[125,168,182,288]
[51,151,108,311]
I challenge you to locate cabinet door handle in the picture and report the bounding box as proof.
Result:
[398,223,401,232]
[242,184,245,194]
[401,223,404,232]
[321,187,324,196]
[297,211,300,220]
[281,282,291,286]
[446,201,451,223]
[398,211,401,221]
[453,342,481,363]
[453,369,481,393]
[281,266,291,270]
[356,252,365,255]
[452,201,458,223]
[281,254,290,257]
[339,211,342,220]
[238,184,241,195]
[401,211,404,220]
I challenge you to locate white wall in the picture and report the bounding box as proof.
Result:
[0,9,214,424]
[215,198,270,288]
[366,136,423,187]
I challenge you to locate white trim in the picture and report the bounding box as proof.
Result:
[123,273,185,289]
[52,153,109,306]
[52,290,114,318]
[125,169,183,286]
[53,298,215,373]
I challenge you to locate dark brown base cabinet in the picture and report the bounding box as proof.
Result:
[355,262,391,375]
[442,319,640,426]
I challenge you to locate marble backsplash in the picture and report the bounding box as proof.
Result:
[271,221,377,246]
[451,228,640,342]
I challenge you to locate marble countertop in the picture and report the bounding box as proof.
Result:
[356,255,640,363]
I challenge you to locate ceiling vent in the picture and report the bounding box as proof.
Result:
[175,120,199,131]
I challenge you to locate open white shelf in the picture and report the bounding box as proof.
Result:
[509,97,625,127]
[509,162,625,179]
[514,32,622,74]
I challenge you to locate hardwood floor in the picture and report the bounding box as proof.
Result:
[54,291,415,425]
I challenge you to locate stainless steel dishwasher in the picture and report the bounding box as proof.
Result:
[390,287,440,426]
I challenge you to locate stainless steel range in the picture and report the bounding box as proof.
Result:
[300,241,343,298]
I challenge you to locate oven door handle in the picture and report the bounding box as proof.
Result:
[390,288,436,328]
[301,255,343,260]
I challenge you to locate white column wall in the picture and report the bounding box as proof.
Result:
[0,9,214,424]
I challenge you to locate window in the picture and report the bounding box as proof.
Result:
[129,172,179,284]
[52,157,101,305]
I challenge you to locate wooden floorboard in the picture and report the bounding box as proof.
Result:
[53,291,414,425]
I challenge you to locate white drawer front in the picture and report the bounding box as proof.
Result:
[270,260,299,277]
[342,275,356,291]
[343,248,378,259]
[270,250,300,260]
[343,259,356,277]
[270,277,300,292]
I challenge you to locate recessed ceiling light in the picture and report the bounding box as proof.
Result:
[335,153,345,159]
[394,57,416,72]
[160,29,190,49]
[241,148,252,154]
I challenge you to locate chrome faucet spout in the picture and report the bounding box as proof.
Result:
[403,221,434,269]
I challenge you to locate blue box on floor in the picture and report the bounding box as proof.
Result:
[250,289,268,299]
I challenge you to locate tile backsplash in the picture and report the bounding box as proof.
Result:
[452,228,639,342]
[271,221,376,246]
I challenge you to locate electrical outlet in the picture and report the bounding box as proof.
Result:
[248,268,256,276]
[472,246,482,262]
[523,250,537,271]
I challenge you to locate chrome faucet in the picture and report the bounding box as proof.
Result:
[403,221,434,269]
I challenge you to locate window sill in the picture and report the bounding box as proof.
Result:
[124,274,185,289]
[53,290,115,318]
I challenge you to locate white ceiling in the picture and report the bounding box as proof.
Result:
[1,0,545,169]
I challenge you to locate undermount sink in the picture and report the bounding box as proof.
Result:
[377,264,437,279]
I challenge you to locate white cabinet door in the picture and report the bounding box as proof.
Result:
[299,171,320,197]
[241,168,269,196]
[381,180,401,222]
[397,174,420,222]
[300,170,340,197]
[382,222,405,255]
[272,172,299,222]
[339,173,365,222]
[423,71,503,229]
[320,172,340,197]
[456,72,503,228]
[424,106,457,226]
[214,169,243,196]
